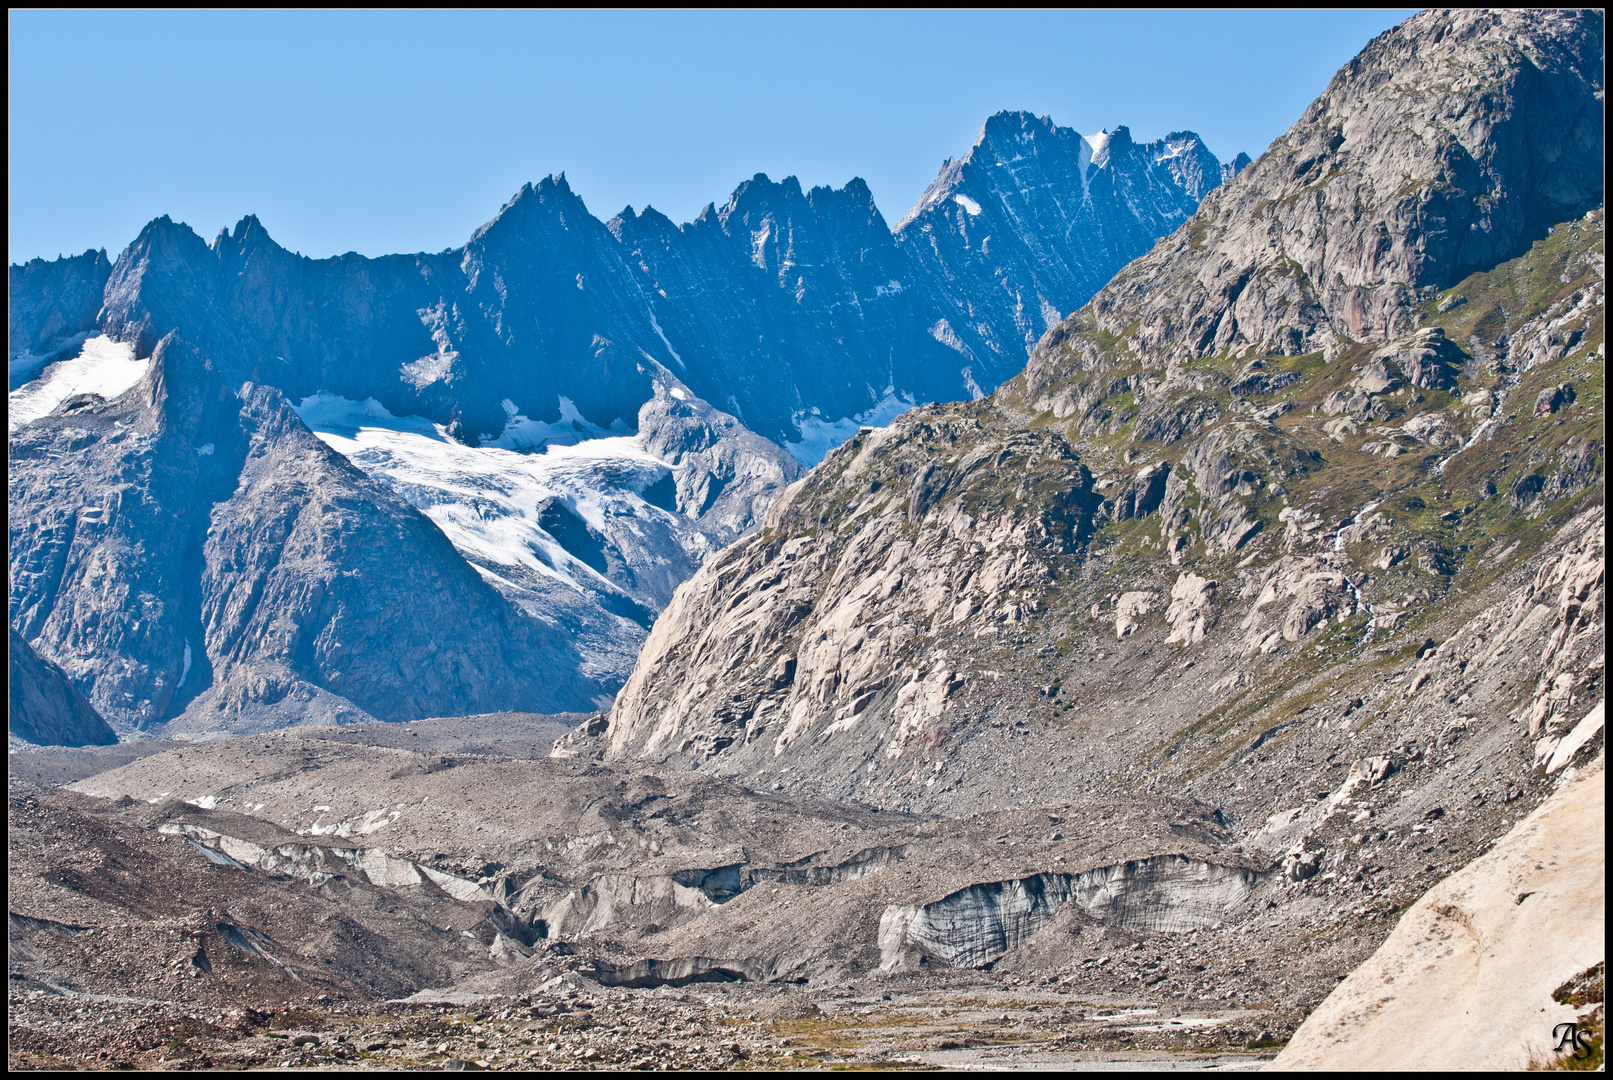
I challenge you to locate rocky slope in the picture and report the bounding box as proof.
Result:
[605,4,1604,808]
[8,333,609,736]
[8,628,115,748]
[6,711,1371,1057]
[10,109,1239,741]
[1023,9,1603,383]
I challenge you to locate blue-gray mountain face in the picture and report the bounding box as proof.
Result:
[8,111,1242,740]
[895,113,1249,382]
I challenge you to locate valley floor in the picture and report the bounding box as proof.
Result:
[8,981,1280,1072]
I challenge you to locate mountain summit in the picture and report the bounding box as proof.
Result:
[896,112,1240,375]
[9,109,1241,736]
[603,7,1604,817]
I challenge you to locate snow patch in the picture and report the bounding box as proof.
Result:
[482,395,625,452]
[9,331,92,389]
[751,221,772,269]
[294,393,677,594]
[928,319,968,355]
[400,349,457,390]
[8,335,149,431]
[1083,130,1112,169]
[646,307,686,370]
[953,193,983,216]
[786,389,919,467]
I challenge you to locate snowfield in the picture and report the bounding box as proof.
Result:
[296,393,706,602]
[9,335,150,432]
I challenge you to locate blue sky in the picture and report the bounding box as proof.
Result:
[8,9,1415,264]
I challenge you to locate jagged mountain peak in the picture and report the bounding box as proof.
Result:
[122,213,210,259]
[602,6,1605,846]
[1027,5,1605,378]
[12,101,1260,738]
[606,202,680,243]
[468,172,594,247]
[710,173,885,235]
[893,108,1233,368]
[8,247,112,361]
[895,114,1216,234]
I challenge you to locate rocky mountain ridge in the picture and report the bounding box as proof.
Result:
[601,6,1604,849]
[10,111,1241,739]
[8,333,613,735]
[12,115,1238,458]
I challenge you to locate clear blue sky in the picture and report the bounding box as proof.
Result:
[8,9,1415,265]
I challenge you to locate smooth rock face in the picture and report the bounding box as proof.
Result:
[606,407,1102,772]
[1270,753,1605,1071]
[8,627,116,747]
[185,383,605,733]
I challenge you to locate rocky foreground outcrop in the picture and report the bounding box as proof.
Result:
[1271,750,1604,1071]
